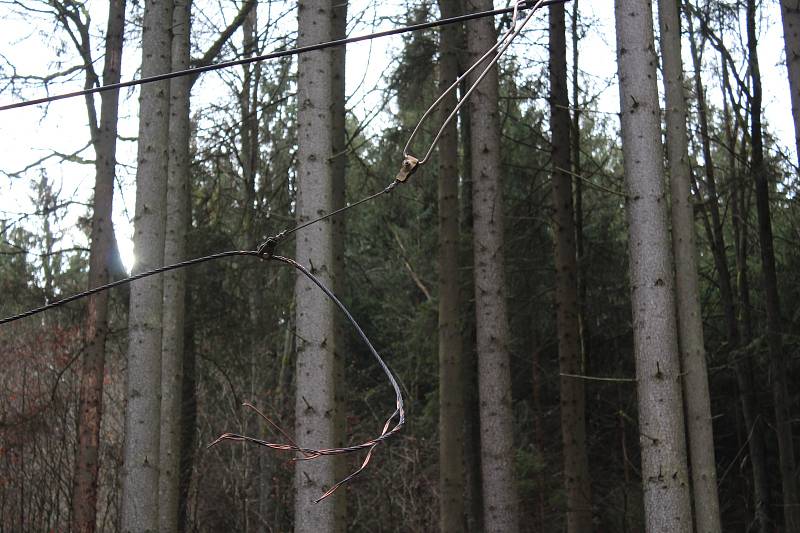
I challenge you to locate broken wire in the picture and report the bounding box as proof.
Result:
[209,255,404,503]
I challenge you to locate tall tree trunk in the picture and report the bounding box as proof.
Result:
[549,2,592,530]
[614,0,693,531]
[178,286,197,533]
[781,0,800,166]
[466,1,519,531]
[721,39,772,533]
[71,2,126,531]
[459,69,483,533]
[437,1,466,531]
[159,1,191,531]
[120,1,173,531]
[294,1,336,531]
[747,1,800,529]
[571,0,587,369]
[330,1,348,531]
[657,1,721,531]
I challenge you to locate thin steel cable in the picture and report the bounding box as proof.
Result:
[0,0,567,113]
[403,0,546,165]
[258,180,399,254]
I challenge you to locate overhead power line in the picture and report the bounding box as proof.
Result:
[0,0,568,113]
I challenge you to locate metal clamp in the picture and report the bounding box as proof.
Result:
[394,155,420,183]
[257,230,286,257]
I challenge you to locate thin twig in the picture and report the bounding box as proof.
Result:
[560,372,636,382]
[555,166,627,198]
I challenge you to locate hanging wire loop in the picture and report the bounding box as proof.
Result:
[209,254,405,503]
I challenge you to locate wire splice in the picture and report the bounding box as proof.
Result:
[256,230,286,258]
[394,155,419,183]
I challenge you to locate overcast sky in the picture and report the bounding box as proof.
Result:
[0,0,795,273]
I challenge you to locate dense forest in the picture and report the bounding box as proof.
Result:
[1,0,800,531]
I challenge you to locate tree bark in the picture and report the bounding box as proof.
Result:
[120,1,173,531]
[781,0,800,166]
[294,1,336,531]
[656,2,721,531]
[571,0,587,370]
[159,1,191,531]
[614,0,693,530]
[178,285,197,533]
[459,66,483,533]
[330,1,348,531]
[747,0,800,529]
[71,2,126,531]
[466,1,519,531]
[437,1,466,531]
[549,1,592,530]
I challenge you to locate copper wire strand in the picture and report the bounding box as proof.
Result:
[207,256,404,502]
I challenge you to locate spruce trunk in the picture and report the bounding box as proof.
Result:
[549,1,592,530]
[72,2,126,531]
[466,1,519,531]
[120,0,173,530]
[656,0,721,530]
[331,1,348,530]
[294,1,336,530]
[614,0,693,530]
[437,0,466,531]
[159,1,191,530]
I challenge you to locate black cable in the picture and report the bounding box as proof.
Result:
[1,174,402,326]
[0,250,260,325]
[0,0,568,113]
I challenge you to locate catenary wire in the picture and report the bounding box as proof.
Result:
[0,0,567,112]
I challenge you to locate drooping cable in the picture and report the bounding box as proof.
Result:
[0,0,567,113]
[209,255,405,503]
[0,250,260,326]
[0,0,556,501]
